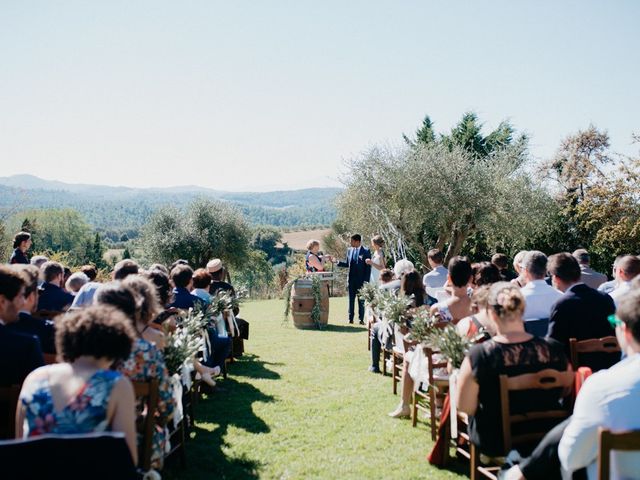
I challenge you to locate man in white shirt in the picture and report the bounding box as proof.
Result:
[598,255,623,294]
[558,289,640,479]
[422,249,448,290]
[609,255,640,307]
[520,251,562,320]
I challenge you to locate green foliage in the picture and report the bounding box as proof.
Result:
[6,209,95,266]
[233,249,275,298]
[251,226,289,264]
[140,197,250,268]
[405,308,438,344]
[122,247,131,260]
[163,309,207,376]
[378,289,413,326]
[428,325,471,369]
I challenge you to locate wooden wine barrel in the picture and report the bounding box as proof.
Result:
[290,278,329,329]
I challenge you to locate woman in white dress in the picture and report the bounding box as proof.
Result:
[365,235,386,285]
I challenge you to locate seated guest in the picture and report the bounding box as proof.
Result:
[95,282,174,469]
[598,255,623,294]
[547,253,617,371]
[422,249,448,290]
[378,269,394,286]
[121,275,166,350]
[7,265,56,354]
[144,268,172,309]
[112,259,139,281]
[29,255,48,269]
[0,265,44,386]
[401,270,429,307]
[169,264,204,310]
[457,283,569,458]
[9,231,31,265]
[520,251,562,320]
[559,290,640,479]
[191,268,213,305]
[609,255,640,307]
[15,306,137,465]
[510,250,528,288]
[573,248,607,289]
[429,256,473,324]
[471,262,501,289]
[380,259,414,292]
[492,253,517,282]
[37,261,74,312]
[70,279,102,309]
[80,265,98,282]
[65,271,89,294]
[207,259,234,296]
[457,286,497,339]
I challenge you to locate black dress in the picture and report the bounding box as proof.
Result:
[9,248,29,264]
[468,336,569,457]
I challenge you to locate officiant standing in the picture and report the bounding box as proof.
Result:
[337,234,371,324]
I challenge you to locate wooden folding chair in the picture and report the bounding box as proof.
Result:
[0,385,21,440]
[598,428,640,480]
[569,336,620,370]
[412,347,449,440]
[43,353,58,365]
[471,369,574,480]
[132,379,159,472]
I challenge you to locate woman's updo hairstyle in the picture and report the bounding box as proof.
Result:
[371,235,385,248]
[488,282,525,321]
[122,275,162,324]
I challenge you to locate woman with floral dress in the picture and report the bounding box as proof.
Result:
[17,306,138,464]
[95,281,175,469]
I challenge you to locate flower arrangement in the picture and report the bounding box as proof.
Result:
[282,274,324,328]
[378,289,413,326]
[209,290,236,317]
[427,325,471,369]
[163,308,207,376]
[404,307,438,344]
[358,282,379,308]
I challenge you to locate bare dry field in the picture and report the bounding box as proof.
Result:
[281,228,332,251]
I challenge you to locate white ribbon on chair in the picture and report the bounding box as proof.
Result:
[449,368,459,439]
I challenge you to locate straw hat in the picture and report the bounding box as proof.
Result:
[207,258,223,273]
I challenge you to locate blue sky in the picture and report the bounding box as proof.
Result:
[1,1,638,191]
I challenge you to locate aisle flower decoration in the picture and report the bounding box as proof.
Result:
[404,307,438,343]
[378,289,413,326]
[358,282,379,308]
[427,325,471,369]
[163,308,207,376]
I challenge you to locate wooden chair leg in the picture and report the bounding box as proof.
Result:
[367,322,371,351]
[392,354,398,395]
[411,391,418,427]
[470,443,479,480]
[429,387,438,441]
[382,350,388,376]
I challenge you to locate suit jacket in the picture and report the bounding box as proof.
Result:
[579,265,608,290]
[7,312,56,354]
[337,246,371,289]
[547,283,617,371]
[37,282,74,312]
[169,287,206,310]
[0,324,44,386]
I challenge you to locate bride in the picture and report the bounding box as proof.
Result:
[365,235,386,284]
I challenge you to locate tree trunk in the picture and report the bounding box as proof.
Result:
[444,227,467,264]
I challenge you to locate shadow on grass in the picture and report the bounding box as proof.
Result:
[230,354,282,380]
[164,376,276,480]
[323,324,367,333]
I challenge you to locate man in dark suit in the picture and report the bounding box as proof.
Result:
[0,265,44,386]
[547,252,617,371]
[37,261,74,312]
[337,234,371,324]
[8,264,56,354]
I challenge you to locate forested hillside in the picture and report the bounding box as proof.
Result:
[0,176,340,238]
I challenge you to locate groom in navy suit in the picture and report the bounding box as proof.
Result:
[337,234,371,324]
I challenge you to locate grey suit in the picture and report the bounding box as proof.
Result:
[579,265,608,289]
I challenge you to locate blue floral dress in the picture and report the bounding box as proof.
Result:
[20,369,122,437]
[119,337,174,468]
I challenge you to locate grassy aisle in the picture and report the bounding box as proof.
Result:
[165,297,467,480]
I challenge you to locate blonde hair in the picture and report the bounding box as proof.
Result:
[488,282,525,321]
[306,240,320,251]
[371,235,385,248]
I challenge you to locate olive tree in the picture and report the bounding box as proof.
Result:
[140,198,250,268]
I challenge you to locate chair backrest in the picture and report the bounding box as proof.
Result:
[569,336,620,370]
[598,428,640,480]
[0,432,137,479]
[424,347,448,384]
[132,379,159,471]
[0,385,21,440]
[43,353,58,365]
[523,318,549,337]
[499,369,574,452]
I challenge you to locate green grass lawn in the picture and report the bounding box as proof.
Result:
[164,297,468,480]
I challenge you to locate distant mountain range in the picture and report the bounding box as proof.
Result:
[0,175,341,234]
